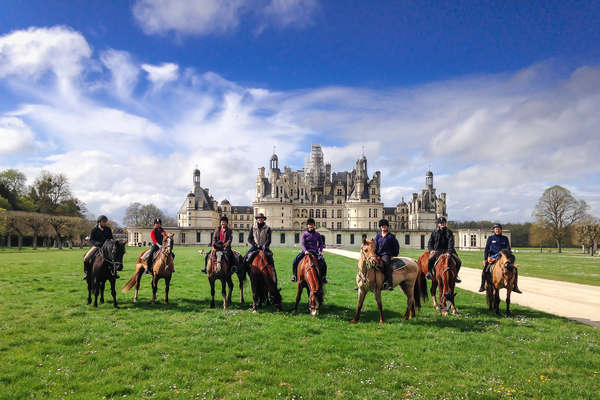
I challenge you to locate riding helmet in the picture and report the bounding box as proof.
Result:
[378,218,389,227]
[306,218,316,225]
[220,215,229,223]
[493,223,502,229]
[154,218,162,225]
[437,216,447,224]
[97,215,108,223]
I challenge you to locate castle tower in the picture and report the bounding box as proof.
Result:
[193,168,201,196]
[426,170,433,189]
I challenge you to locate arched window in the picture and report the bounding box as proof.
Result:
[309,209,314,218]
[315,209,320,218]
[322,209,327,218]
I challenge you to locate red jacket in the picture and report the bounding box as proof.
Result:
[211,227,232,249]
[151,227,166,245]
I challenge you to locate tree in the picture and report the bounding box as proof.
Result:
[123,202,165,227]
[123,202,143,227]
[29,171,72,214]
[47,215,71,250]
[21,212,50,250]
[575,215,600,256]
[4,211,29,250]
[533,185,588,253]
[0,169,27,210]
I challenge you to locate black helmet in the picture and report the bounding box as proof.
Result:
[493,223,502,229]
[378,219,389,227]
[220,215,229,223]
[306,218,316,225]
[97,215,108,223]
[437,216,447,224]
[154,218,162,225]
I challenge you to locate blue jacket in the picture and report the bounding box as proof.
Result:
[302,230,323,253]
[374,232,399,257]
[484,234,511,259]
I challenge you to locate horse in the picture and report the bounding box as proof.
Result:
[206,244,234,309]
[350,238,420,324]
[429,253,459,316]
[248,250,282,313]
[485,249,518,316]
[122,234,174,304]
[86,239,126,308]
[415,252,431,305]
[293,252,324,316]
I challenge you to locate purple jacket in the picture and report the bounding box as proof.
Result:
[374,232,399,257]
[302,230,323,253]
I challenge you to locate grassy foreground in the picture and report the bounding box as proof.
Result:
[0,247,599,399]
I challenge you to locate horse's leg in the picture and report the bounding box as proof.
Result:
[93,281,99,308]
[293,283,303,315]
[350,289,367,323]
[209,277,216,309]
[374,288,385,324]
[494,288,501,315]
[505,288,512,317]
[400,280,414,320]
[250,273,259,313]
[100,280,105,304]
[87,278,92,305]
[238,273,245,304]
[221,277,227,309]
[226,275,233,306]
[430,279,439,310]
[486,285,493,311]
[151,275,158,305]
[164,276,170,304]
[110,278,118,308]
[134,268,143,303]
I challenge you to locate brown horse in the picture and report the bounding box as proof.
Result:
[485,250,518,316]
[122,234,174,304]
[207,246,234,309]
[430,253,459,316]
[293,252,324,316]
[86,239,126,308]
[249,250,282,313]
[350,238,420,324]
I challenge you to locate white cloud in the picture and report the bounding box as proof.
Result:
[0,117,38,155]
[141,62,179,89]
[100,49,139,100]
[131,0,318,37]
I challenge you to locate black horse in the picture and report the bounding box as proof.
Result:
[86,239,126,308]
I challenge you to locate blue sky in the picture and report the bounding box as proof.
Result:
[1,0,599,223]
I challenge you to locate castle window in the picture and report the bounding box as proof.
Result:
[336,234,342,244]
[350,234,355,244]
[337,188,343,196]
[405,235,410,245]
[310,209,314,218]
[322,209,327,218]
[331,222,334,229]
[369,209,372,218]
[294,233,300,243]
[196,232,201,243]
[239,233,244,243]
[464,235,467,247]
[234,215,237,220]
[337,209,342,218]
[374,209,378,218]
[337,222,342,229]
[180,233,186,244]
[316,222,321,228]
[234,224,237,228]
[372,188,376,195]
[470,235,477,247]
[315,209,320,218]
[337,199,342,204]
[280,233,286,244]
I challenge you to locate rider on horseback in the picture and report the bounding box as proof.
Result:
[146,218,167,274]
[291,218,328,283]
[244,213,275,278]
[83,215,115,279]
[426,217,462,283]
[202,215,235,274]
[479,223,522,293]
[374,218,399,291]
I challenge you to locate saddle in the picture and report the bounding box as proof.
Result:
[141,248,162,262]
[375,256,407,271]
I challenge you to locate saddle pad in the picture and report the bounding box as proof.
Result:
[141,249,161,261]
[390,258,407,271]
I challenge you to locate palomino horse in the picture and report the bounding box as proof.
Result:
[430,253,459,316]
[86,239,126,308]
[207,245,234,309]
[485,250,518,316]
[351,238,420,324]
[122,234,174,304]
[249,250,282,313]
[293,252,324,316]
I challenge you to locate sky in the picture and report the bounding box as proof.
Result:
[1,0,599,223]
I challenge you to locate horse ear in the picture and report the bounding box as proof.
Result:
[362,237,367,245]
[514,264,519,268]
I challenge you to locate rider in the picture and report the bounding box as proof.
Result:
[244,213,275,278]
[426,217,462,283]
[83,215,115,279]
[202,216,235,274]
[374,218,400,291]
[479,223,522,293]
[146,218,167,274]
[291,218,328,283]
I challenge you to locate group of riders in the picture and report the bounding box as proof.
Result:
[82,213,521,294]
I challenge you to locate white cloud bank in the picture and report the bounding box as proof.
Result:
[0,26,599,224]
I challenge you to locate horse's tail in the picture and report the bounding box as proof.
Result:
[416,270,428,303]
[413,271,423,310]
[121,270,139,293]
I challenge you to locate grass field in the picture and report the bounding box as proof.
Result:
[0,247,599,399]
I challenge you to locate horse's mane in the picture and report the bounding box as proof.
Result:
[499,249,515,263]
[101,239,115,261]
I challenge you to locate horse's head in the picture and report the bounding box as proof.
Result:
[360,238,378,269]
[162,234,175,256]
[304,253,323,316]
[103,239,127,271]
[211,248,224,274]
[498,249,516,286]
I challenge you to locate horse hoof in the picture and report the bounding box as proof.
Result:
[114,304,119,309]
[350,319,358,324]
[100,300,104,304]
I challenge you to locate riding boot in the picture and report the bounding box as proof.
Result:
[320,258,328,283]
[455,258,462,283]
[291,262,297,282]
[201,252,208,274]
[426,263,433,280]
[82,261,89,280]
[146,258,154,275]
[478,267,487,292]
[513,269,523,294]
[384,264,394,291]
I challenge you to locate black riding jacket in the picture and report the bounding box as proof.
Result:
[427,227,455,253]
[89,225,114,247]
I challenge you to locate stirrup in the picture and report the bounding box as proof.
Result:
[290,276,297,282]
[201,268,207,274]
[513,286,522,294]
[455,276,462,283]
[478,285,486,292]
[82,274,87,280]
[425,272,432,280]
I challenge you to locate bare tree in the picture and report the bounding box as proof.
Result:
[48,215,71,250]
[4,211,29,250]
[123,202,143,227]
[533,185,588,253]
[21,212,49,250]
[575,215,600,256]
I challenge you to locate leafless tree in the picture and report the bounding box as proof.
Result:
[575,215,600,256]
[21,212,50,250]
[533,185,588,253]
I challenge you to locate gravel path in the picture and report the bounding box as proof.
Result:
[324,248,600,327]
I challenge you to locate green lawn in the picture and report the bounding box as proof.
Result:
[0,247,599,399]
[381,248,600,287]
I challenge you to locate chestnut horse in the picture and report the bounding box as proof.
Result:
[207,246,234,309]
[86,239,126,308]
[249,250,282,313]
[122,234,174,304]
[485,250,518,316]
[430,253,459,316]
[350,238,420,324]
[293,252,324,316]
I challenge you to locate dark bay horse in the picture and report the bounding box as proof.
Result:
[485,250,518,316]
[430,253,459,316]
[86,239,126,308]
[207,245,234,309]
[122,234,174,304]
[351,239,420,324]
[249,250,282,313]
[293,252,324,316]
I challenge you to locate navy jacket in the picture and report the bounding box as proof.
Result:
[484,234,511,259]
[428,227,455,253]
[89,225,113,247]
[374,232,400,257]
